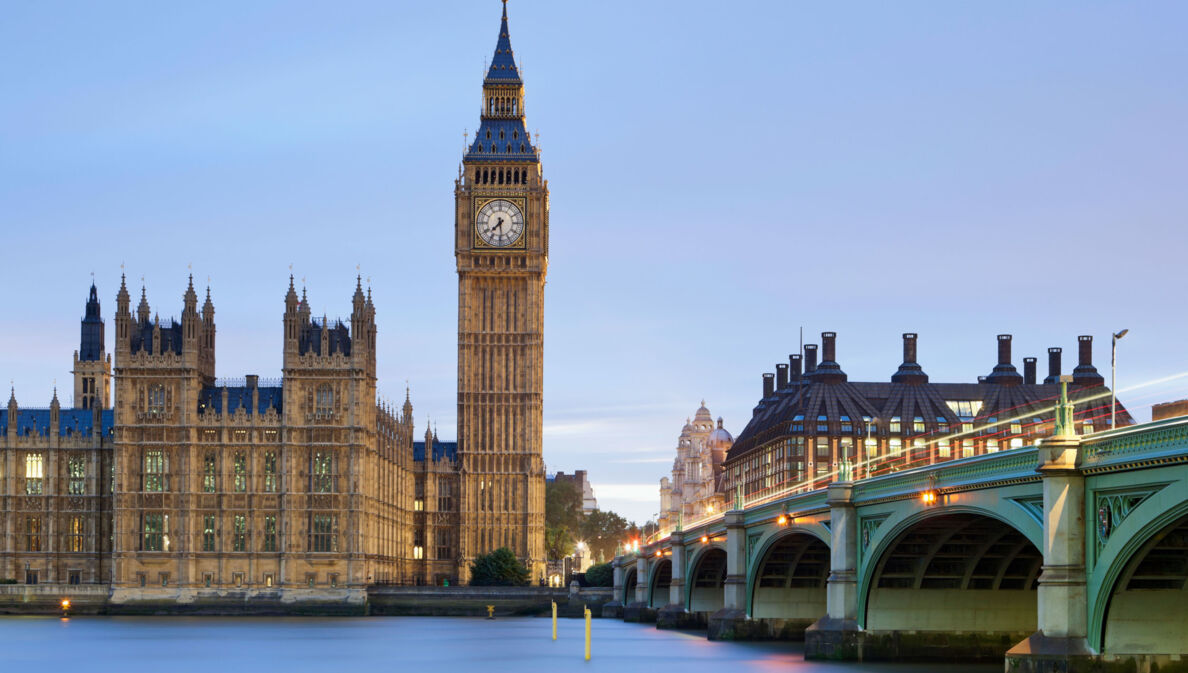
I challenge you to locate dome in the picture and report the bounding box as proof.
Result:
[693,399,713,422]
[706,417,733,446]
[680,417,693,436]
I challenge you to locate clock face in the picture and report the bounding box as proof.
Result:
[476,199,525,247]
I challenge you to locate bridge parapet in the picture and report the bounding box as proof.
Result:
[1081,415,1188,470]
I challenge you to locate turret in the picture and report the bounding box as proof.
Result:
[403,387,413,425]
[7,388,16,439]
[74,282,112,409]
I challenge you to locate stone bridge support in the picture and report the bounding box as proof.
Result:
[623,554,655,623]
[708,510,755,639]
[805,482,860,657]
[601,559,625,618]
[658,532,699,629]
[1007,431,1093,671]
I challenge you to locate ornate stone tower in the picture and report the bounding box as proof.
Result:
[455,0,547,579]
[72,283,111,410]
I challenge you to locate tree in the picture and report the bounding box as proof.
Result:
[579,509,632,562]
[545,525,574,560]
[584,562,613,587]
[469,547,530,586]
[545,479,583,533]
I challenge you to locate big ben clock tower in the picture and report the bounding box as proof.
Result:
[455,0,547,580]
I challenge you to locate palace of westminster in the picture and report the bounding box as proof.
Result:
[0,3,548,604]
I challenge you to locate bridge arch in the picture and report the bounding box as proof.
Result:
[859,508,1041,637]
[685,544,727,614]
[622,566,638,605]
[745,528,830,626]
[1091,492,1188,655]
[648,557,672,608]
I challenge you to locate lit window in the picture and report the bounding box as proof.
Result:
[816,415,828,433]
[203,453,217,493]
[987,439,999,453]
[25,516,42,551]
[913,417,926,433]
[148,384,166,416]
[864,438,878,457]
[962,439,974,458]
[143,450,167,492]
[263,515,277,552]
[889,417,902,434]
[414,545,424,560]
[890,439,903,456]
[1010,437,1024,449]
[202,515,215,552]
[232,514,247,552]
[938,439,951,458]
[25,453,43,495]
[414,499,424,511]
[264,452,278,492]
[142,513,167,552]
[233,452,248,493]
[68,457,86,495]
[311,452,334,493]
[68,515,84,552]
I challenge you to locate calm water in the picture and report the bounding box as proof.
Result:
[0,616,999,672]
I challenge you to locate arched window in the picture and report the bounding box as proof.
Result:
[316,384,334,417]
[311,451,334,493]
[506,143,512,153]
[499,129,505,140]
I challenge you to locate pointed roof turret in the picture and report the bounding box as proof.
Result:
[403,386,413,420]
[80,281,105,361]
[117,273,130,314]
[184,274,198,313]
[485,0,520,83]
[202,285,214,320]
[137,285,151,324]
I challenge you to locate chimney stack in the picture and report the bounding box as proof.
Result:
[1023,357,1037,385]
[998,334,1012,365]
[822,332,837,363]
[1072,335,1105,386]
[776,363,789,390]
[1045,347,1062,384]
[984,334,1023,385]
[762,373,775,399]
[804,345,818,373]
[892,332,928,384]
[789,354,802,383]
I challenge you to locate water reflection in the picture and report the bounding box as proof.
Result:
[1,616,998,673]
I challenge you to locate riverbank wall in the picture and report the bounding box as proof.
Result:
[0,583,613,617]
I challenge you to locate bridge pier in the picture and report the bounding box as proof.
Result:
[1006,431,1096,672]
[709,510,763,639]
[805,482,862,659]
[623,555,655,623]
[657,532,699,629]
[601,560,625,618]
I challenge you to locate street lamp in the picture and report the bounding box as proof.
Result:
[1112,329,1129,429]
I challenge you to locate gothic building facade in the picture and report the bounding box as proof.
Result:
[0,3,549,596]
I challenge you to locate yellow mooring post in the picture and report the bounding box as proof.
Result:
[487,605,495,620]
[551,601,557,640]
[584,606,592,661]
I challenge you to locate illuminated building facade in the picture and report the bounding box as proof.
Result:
[722,332,1133,503]
[658,402,732,531]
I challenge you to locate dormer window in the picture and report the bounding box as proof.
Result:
[499,130,505,140]
[513,130,518,139]
[486,130,491,139]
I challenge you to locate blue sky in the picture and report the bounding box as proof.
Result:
[2,2,1186,523]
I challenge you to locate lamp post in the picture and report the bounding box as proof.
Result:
[1112,329,1129,429]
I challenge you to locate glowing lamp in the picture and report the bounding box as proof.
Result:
[777,514,788,526]
[701,535,709,544]
[60,598,71,610]
[921,490,938,506]
[655,550,662,558]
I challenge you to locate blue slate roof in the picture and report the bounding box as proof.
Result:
[485,2,520,84]
[413,439,457,462]
[467,119,538,162]
[79,284,105,361]
[130,318,183,355]
[0,408,113,437]
[198,386,284,415]
[299,319,351,356]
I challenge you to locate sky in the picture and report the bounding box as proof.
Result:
[2,2,1187,524]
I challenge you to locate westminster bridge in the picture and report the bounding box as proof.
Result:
[607,406,1188,671]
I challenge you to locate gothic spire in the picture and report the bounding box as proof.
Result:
[485,0,520,84]
[137,285,151,324]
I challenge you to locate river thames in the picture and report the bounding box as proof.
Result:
[1,616,998,672]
